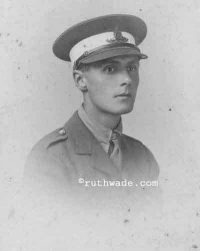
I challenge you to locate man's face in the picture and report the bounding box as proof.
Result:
[83,55,140,115]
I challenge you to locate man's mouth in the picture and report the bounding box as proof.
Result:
[115,93,132,98]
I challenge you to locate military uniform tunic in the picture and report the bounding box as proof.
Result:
[24,111,159,195]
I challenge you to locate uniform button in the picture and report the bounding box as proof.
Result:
[58,128,66,135]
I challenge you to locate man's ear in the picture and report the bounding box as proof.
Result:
[73,70,88,92]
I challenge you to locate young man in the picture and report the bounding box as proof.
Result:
[24,14,159,192]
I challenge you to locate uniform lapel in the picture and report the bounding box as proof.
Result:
[120,136,129,168]
[120,135,146,181]
[91,138,121,180]
[65,111,121,179]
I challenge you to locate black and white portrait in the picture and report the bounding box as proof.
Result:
[1,1,200,250]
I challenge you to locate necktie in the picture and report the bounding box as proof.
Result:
[108,131,122,169]
[108,139,115,157]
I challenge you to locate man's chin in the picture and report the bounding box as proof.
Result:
[110,105,134,115]
[119,107,133,115]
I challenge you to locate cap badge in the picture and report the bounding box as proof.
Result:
[106,31,128,43]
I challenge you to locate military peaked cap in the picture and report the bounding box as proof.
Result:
[53,14,148,67]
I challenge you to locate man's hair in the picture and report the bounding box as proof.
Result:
[73,62,90,72]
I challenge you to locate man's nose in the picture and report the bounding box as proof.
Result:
[120,71,132,86]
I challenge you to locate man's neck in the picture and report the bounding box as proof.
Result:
[83,103,121,130]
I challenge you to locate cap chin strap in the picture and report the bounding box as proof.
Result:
[73,43,142,70]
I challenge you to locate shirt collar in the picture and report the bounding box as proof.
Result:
[78,104,122,144]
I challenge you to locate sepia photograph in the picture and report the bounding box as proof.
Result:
[1,0,200,250]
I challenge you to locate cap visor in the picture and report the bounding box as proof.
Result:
[79,47,147,64]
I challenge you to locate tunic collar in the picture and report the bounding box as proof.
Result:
[78,104,122,146]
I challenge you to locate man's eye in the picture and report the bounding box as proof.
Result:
[104,66,115,73]
[127,65,137,72]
